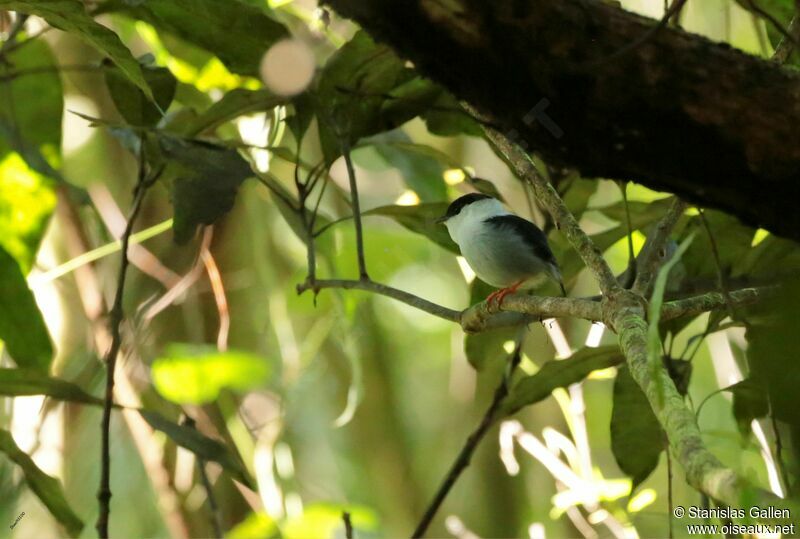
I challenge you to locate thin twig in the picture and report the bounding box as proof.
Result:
[744,0,800,51]
[0,63,106,82]
[297,278,461,322]
[412,342,523,538]
[96,142,153,538]
[200,236,230,352]
[773,16,800,63]
[340,138,369,279]
[697,209,739,322]
[342,511,353,539]
[667,448,674,539]
[632,198,688,295]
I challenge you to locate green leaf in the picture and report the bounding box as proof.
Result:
[104,60,176,126]
[745,279,800,431]
[315,31,441,164]
[180,88,287,137]
[139,410,254,488]
[725,378,769,437]
[0,0,153,99]
[610,366,665,492]
[283,503,379,539]
[465,279,517,370]
[157,135,253,243]
[0,429,83,536]
[0,368,103,405]
[0,38,63,180]
[151,344,271,404]
[364,203,458,253]
[367,134,447,202]
[119,0,288,76]
[227,512,279,539]
[502,345,624,416]
[422,91,482,137]
[0,247,52,372]
[735,0,796,62]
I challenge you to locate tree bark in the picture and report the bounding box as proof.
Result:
[323,0,800,242]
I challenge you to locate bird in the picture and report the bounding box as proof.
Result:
[436,193,566,306]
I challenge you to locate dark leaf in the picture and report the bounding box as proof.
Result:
[610,365,666,492]
[502,345,624,415]
[0,368,103,405]
[726,378,769,437]
[0,429,83,536]
[422,91,482,137]
[104,60,176,126]
[0,247,52,372]
[119,0,289,76]
[315,31,441,164]
[180,88,287,137]
[158,135,253,243]
[139,410,254,488]
[0,0,153,99]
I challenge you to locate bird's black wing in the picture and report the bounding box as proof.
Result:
[484,214,558,268]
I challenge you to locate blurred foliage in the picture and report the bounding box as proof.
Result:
[0,0,798,538]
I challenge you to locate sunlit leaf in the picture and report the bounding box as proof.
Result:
[0,247,52,372]
[0,368,103,405]
[367,133,447,202]
[104,60,176,126]
[117,0,289,76]
[610,366,665,492]
[139,410,254,487]
[0,38,62,182]
[0,429,83,536]
[227,511,279,539]
[0,0,154,99]
[157,135,253,243]
[502,346,624,416]
[151,344,271,404]
[0,154,56,272]
[282,503,379,539]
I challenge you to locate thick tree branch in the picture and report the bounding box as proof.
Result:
[323,0,800,242]
[609,291,790,515]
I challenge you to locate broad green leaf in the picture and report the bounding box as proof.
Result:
[0,247,52,372]
[502,345,624,416]
[315,31,441,164]
[464,279,517,370]
[139,410,254,487]
[283,503,379,539]
[0,368,103,405]
[367,133,447,202]
[745,279,800,430]
[0,154,57,272]
[119,0,289,76]
[180,88,287,137]
[0,429,83,536]
[725,378,769,437]
[610,366,665,492]
[227,512,279,539]
[0,39,63,181]
[157,135,253,243]
[0,0,153,99]
[364,203,457,253]
[151,344,271,404]
[422,91,482,137]
[104,60,176,126]
[735,0,796,63]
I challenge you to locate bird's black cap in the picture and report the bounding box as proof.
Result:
[436,193,492,223]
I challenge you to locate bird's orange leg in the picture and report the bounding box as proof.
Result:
[486,280,524,310]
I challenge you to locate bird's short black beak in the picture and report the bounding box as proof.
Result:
[434,215,448,225]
